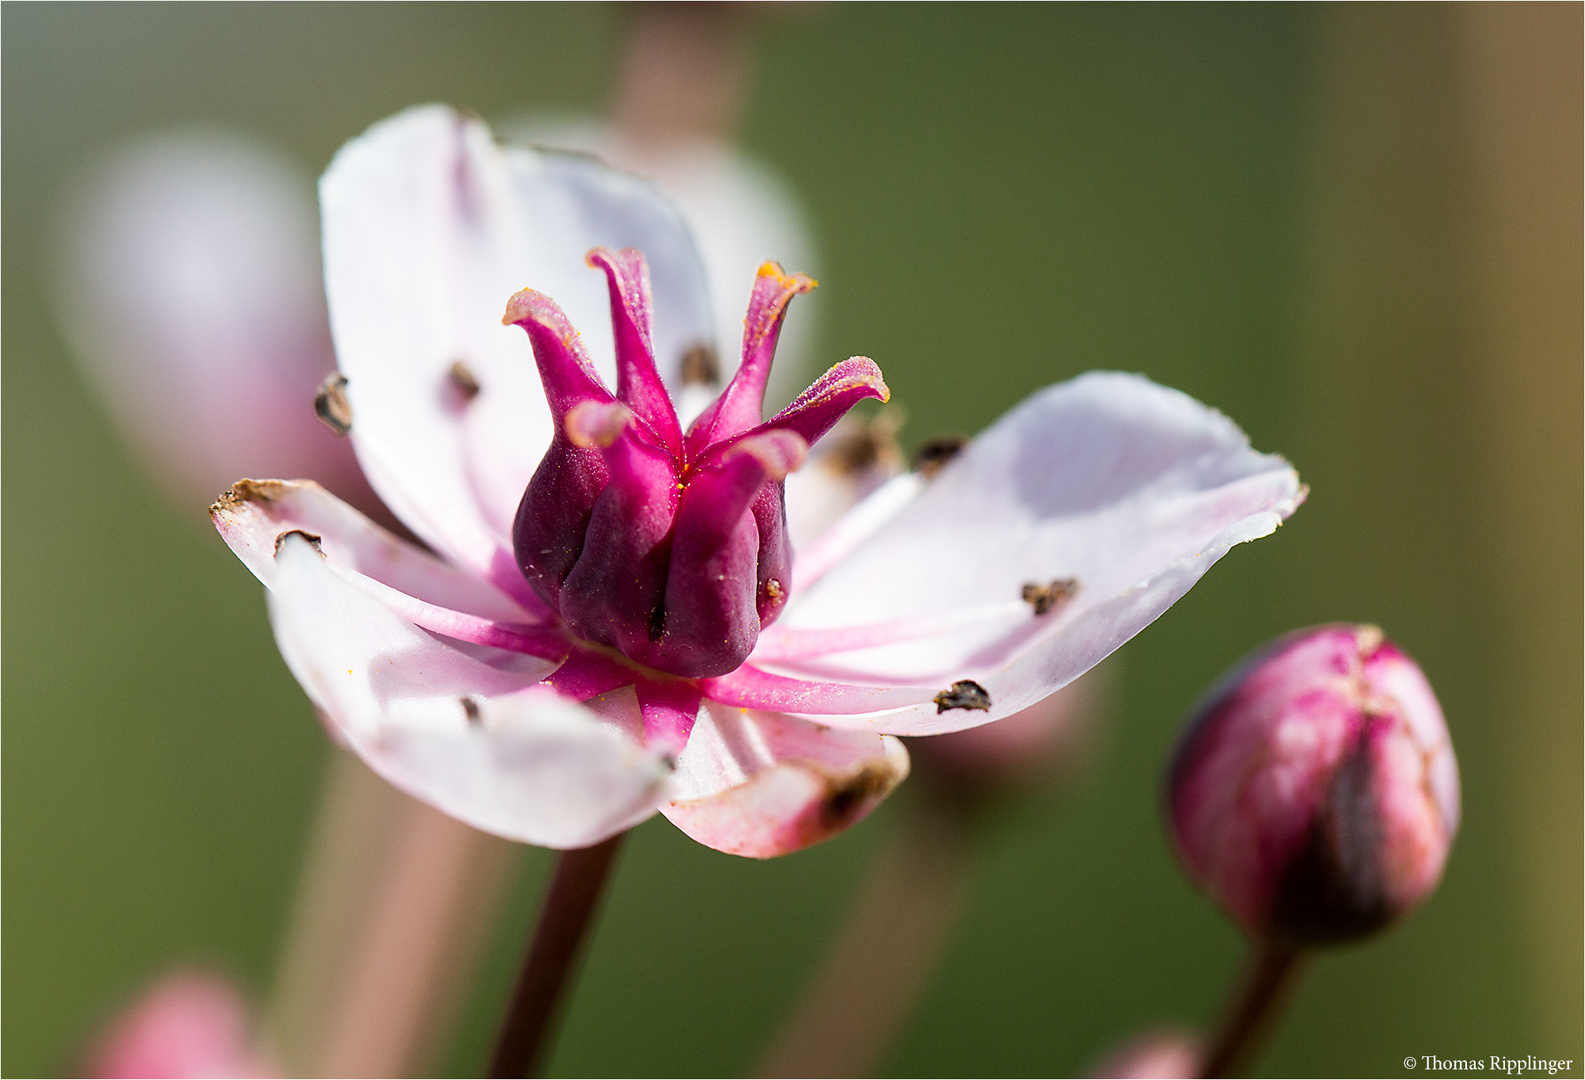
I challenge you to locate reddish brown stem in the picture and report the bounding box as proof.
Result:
[488,834,626,1078]
[1198,939,1305,1078]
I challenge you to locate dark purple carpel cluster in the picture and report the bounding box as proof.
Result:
[508,249,888,679]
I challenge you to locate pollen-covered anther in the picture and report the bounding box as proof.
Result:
[1023,578,1078,616]
[314,373,352,435]
[680,343,720,386]
[447,360,481,400]
[273,529,323,557]
[912,434,968,477]
[935,680,992,713]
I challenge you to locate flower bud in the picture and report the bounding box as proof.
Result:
[1167,625,1459,945]
[82,971,276,1079]
[1088,1029,1203,1079]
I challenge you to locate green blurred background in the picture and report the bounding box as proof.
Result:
[5,4,1579,1077]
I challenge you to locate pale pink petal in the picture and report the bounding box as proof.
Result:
[210,478,535,623]
[84,971,274,1079]
[764,373,1303,735]
[781,413,905,551]
[319,105,713,587]
[661,700,909,858]
[268,535,670,848]
[495,116,824,413]
[789,472,925,593]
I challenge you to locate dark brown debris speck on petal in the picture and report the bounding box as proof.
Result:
[819,762,898,827]
[447,360,482,401]
[680,342,720,386]
[1022,578,1079,616]
[912,434,969,478]
[461,696,482,725]
[314,373,352,435]
[274,529,323,557]
[934,679,992,713]
[211,478,291,515]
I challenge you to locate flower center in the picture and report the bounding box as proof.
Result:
[505,248,888,679]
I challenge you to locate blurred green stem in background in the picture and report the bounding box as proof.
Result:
[269,751,517,1075]
[1452,3,1583,1052]
[1294,2,1581,1059]
[757,672,1108,1077]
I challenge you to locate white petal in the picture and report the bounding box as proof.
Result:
[765,372,1304,735]
[212,478,530,623]
[320,105,713,581]
[496,116,824,410]
[268,535,669,848]
[660,701,909,858]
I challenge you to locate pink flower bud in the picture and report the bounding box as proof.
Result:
[1088,1029,1203,1079]
[82,971,276,1079]
[1167,625,1459,945]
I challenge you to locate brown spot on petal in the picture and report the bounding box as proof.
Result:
[912,434,968,478]
[314,373,352,435]
[934,679,992,713]
[819,762,898,829]
[680,342,720,386]
[211,478,292,514]
[1022,578,1078,616]
[447,360,482,401]
[461,696,482,725]
[274,529,323,557]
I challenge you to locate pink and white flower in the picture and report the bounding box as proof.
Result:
[213,105,1304,858]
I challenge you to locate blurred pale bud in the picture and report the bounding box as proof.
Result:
[53,130,367,508]
[1088,1028,1203,1079]
[495,116,822,412]
[83,971,276,1079]
[1168,625,1460,945]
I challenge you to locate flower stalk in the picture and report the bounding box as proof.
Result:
[489,834,627,1079]
[1197,940,1305,1079]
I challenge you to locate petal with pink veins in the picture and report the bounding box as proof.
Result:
[662,701,909,858]
[761,372,1304,735]
[319,105,712,590]
[267,535,671,848]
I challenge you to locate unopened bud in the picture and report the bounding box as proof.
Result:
[1167,625,1459,945]
[1088,1029,1202,1079]
[82,970,276,1078]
